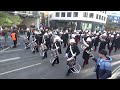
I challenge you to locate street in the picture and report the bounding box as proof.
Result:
[0,35,120,79]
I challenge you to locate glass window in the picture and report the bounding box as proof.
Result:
[61,12,65,17]
[89,13,94,18]
[114,17,117,19]
[56,12,59,17]
[73,12,78,17]
[102,16,103,20]
[83,12,88,17]
[99,15,101,20]
[67,12,71,17]
[96,14,99,19]
[104,17,106,21]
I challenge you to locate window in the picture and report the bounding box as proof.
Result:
[73,12,78,17]
[67,12,71,17]
[61,12,65,17]
[96,14,99,19]
[83,12,88,17]
[99,15,101,20]
[89,13,94,18]
[102,16,103,20]
[114,17,117,19]
[104,17,106,21]
[56,12,59,17]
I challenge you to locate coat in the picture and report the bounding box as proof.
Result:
[92,56,112,79]
[66,44,80,58]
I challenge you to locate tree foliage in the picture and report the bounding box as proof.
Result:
[0,11,23,26]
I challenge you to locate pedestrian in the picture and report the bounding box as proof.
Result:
[91,49,112,79]
[11,30,17,48]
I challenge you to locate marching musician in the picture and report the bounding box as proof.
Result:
[98,33,107,52]
[114,34,120,53]
[51,36,62,66]
[41,32,48,59]
[65,38,80,76]
[94,33,100,51]
[62,30,69,48]
[82,37,93,68]
[107,35,115,55]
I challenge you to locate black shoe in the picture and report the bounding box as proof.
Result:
[52,63,54,66]
[42,57,47,59]
[66,72,70,76]
[32,51,35,54]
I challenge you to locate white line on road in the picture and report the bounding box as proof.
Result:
[0,47,10,53]
[0,57,21,63]
[1,49,24,53]
[0,63,41,76]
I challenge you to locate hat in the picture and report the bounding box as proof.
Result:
[102,33,107,36]
[111,35,114,37]
[69,39,75,43]
[44,32,48,36]
[86,37,92,42]
[117,34,119,36]
[72,34,76,38]
[26,28,30,31]
[113,32,116,34]
[96,33,99,35]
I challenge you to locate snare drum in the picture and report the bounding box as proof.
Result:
[67,57,76,68]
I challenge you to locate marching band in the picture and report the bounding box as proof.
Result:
[23,27,119,79]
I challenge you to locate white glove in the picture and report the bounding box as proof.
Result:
[73,53,76,57]
[65,53,68,57]
[56,47,59,50]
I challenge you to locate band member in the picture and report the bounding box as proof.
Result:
[26,28,31,41]
[107,35,115,55]
[65,39,80,76]
[41,33,48,59]
[91,49,112,79]
[82,37,93,68]
[94,34,100,51]
[51,36,62,66]
[114,34,120,53]
[98,34,107,52]
[62,30,69,48]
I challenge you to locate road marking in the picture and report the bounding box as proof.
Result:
[1,49,24,53]
[0,57,21,63]
[0,63,41,76]
[0,47,10,53]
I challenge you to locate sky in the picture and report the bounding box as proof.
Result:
[107,11,120,15]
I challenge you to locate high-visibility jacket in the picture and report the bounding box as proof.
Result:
[11,33,16,40]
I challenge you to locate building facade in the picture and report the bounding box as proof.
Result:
[107,13,120,28]
[49,11,107,31]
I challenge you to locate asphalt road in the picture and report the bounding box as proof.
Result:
[0,35,120,79]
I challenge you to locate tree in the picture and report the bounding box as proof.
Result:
[0,11,23,27]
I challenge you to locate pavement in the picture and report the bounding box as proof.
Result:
[0,35,120,79]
